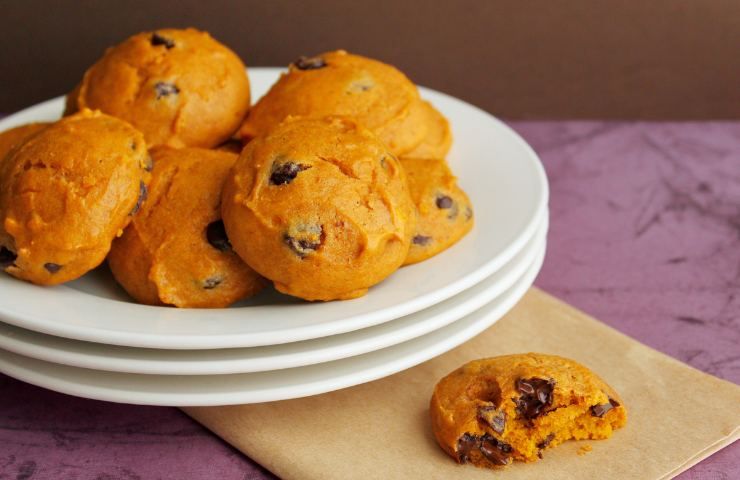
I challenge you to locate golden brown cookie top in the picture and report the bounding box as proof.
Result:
[239,50,424,155]
[431,353,627,468]
[108,146,264,308]
[222,116,416,300]
[71,28,250,148]
[0,110,148,285]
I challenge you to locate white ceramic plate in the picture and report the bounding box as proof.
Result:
[0,213,547,375]
[0,239,544,406]
[0,68,548,349]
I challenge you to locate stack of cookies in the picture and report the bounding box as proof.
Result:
[0,28,474,307]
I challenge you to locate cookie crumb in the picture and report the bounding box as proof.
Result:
[577,444,592,456]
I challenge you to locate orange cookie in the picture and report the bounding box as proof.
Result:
[0,123,50,162]
[401,157,473,265]
[239,50,426,156]
[108,147,264,308]
[66,28,250,148]
[0,110,149,285]
[430,353,627,469]
[222,116,416,301]
[404,100,452,159]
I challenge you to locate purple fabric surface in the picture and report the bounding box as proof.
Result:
[1,121,738,479]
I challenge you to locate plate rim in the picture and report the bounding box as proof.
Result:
[0,216,547,374]
[0,243,545,406]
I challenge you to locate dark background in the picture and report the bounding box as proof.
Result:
[1,0,738,118]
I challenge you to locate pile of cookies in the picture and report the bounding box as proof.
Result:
[0,28,473,307]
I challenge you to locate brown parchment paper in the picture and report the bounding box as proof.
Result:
[184,288,740,480]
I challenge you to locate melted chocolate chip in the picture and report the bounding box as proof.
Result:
[478,406,506,434]
[269,161,310,185]
[456,433,479,463]
[412,235,432,246]
[515,377,555,420]
[436,194,454,209]
[203,276,223,290]
[130,141,137,151]
[479,434,512,466]
[293,55,327,70]
[151,33,175,49]
[537,433,555,450]
[284,233,321,258]
[591,397,619,418]
[44,263,62,274]
[0,247,17,269]
[154,82,179,99]
[206,221,232,252]
[130,181,148,215]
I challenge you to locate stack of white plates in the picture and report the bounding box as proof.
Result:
[0,69,548,406]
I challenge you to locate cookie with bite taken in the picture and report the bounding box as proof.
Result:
[430,353,627,469]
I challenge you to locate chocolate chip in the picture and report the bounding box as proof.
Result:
[143,155,153,172]
[478,406,506,434]
[206,220,232,252]
[0,247,17,269]
[203,276,223,290]
[436,194,453,209]
[515,377,555,420]
[479,434,512,466]
[537,433,555,450]
[284,224,322,258]
[591,397,619,418]
[284,234,321,258]
[293,55,327,70]
[412,235,432,246]
[130,181,147,216]
[269,161,310,185]
[44,263,62,274]
[151,33,175,49]
[154,82,179,99]
[456,433,479,463]
[130,141,137,151]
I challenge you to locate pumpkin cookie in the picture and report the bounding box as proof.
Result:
[222,116,416,301]
[0,110,149,285]
[239,50,426,156]
[400,157,473,265]
[430,353,627,469]
[404,100,452,159]
[108,147,264,308]
[0,123,50,162]
[66,28,250,148]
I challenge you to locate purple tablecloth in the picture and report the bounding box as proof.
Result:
[1,121,738,479]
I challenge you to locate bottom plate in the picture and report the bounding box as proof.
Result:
[0,243,544,406]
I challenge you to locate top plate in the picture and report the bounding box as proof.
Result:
[0,68,548,349]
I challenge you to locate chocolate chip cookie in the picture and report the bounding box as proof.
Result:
[430,353,627,469]
[108,147,265,308]
[66,28,250,149]
[222,116,416,301]
[238,50,426,156]
[0,110,149,285]
[400,157,473,265]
